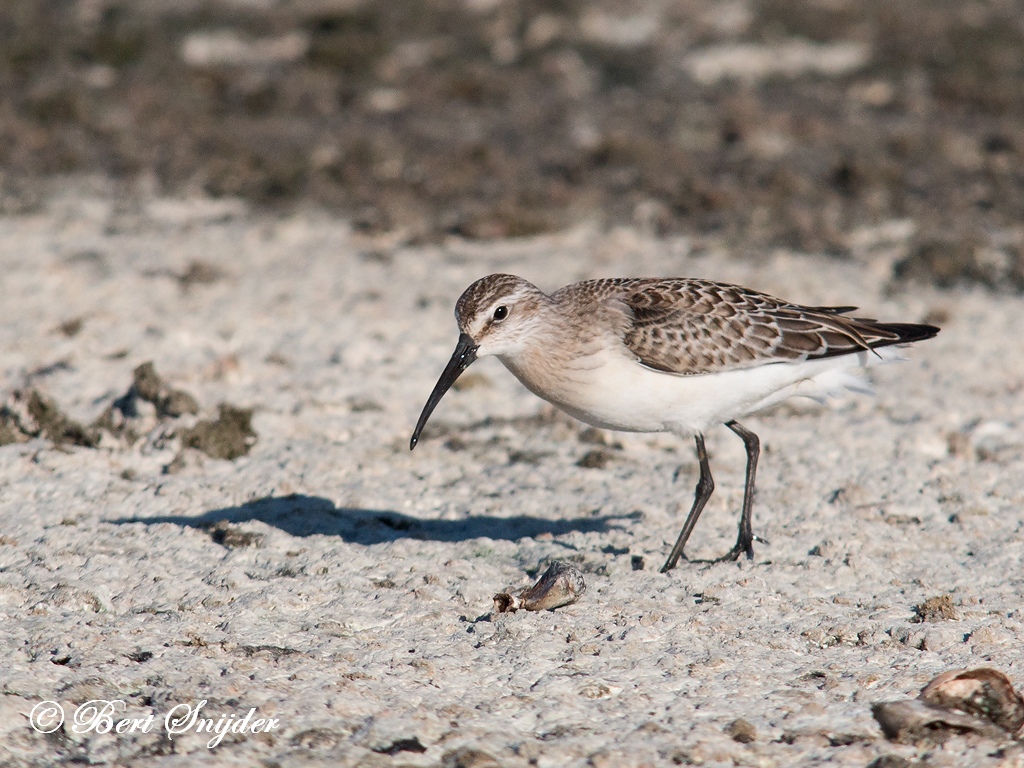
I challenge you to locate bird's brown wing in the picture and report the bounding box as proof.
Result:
[611,278,932,375]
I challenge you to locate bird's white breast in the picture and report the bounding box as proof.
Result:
[500,344,881,436]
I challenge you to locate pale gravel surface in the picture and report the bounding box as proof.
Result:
[1,185,1023,767]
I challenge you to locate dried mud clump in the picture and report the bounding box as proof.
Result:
[0,418,20,447]
[95,360,202,445]
[725,718,757,744]
[109,361,256,462]
[181,405,257,461]
[206,520,265,549]
[0,388,99,447]
[576,448,616,469]
[1,362,257,464]
[177,260,225,290]
[912,594,960,622]
[124,361,200,418]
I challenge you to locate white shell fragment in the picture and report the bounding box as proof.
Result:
[493,561,586,613]
[873,667,1024,744]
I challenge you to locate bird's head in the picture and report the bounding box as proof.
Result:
[410,274,547,448]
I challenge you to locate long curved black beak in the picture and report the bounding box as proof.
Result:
[410,333,479,450]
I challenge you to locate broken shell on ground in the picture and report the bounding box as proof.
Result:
[919,668,1024,735]
[873,667,1024,744]
[493,561,585,613]
[871,699,1007,744]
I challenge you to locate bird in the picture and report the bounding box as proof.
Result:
[409,274,939,572]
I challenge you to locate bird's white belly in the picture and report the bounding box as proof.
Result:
[503,348,878,436]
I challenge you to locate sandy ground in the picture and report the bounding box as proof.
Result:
[1,185,1023,766]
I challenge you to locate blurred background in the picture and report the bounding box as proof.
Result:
[1,0,1022,289]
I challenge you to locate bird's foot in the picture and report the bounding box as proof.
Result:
[717,533,768,563]
[659,551,689,573]
[715,545,747,563]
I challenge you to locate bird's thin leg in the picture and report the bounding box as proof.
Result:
[721,420,760,561]
[661,434,714,573]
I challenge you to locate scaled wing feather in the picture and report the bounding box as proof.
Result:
[615,279,905,375]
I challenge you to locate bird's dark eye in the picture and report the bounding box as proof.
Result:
[493,305,509,321]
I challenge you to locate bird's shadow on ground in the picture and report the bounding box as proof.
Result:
[108,494,632,546]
